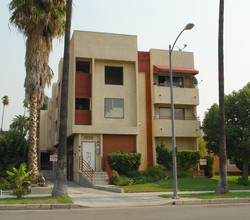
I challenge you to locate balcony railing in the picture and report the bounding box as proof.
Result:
[154,83,196,88]
[154,115,199,121]
[153,86,199,105]
[154,118,201,137]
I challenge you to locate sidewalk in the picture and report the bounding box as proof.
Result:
[1,180,250,210]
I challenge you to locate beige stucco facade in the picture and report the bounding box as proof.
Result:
[39,30,201,180]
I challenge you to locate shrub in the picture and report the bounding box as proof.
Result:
[110,170,133,186]
[132,176,160,184]
[126,170,141,178]
[107,151,141,176]
[177,172,193,178]
[204,155,215,178]
[6,163,34,199]
[156,145,201,171]
[110,170,121,185]
[238,177,250,186]
[117,176,133,186]
[168,172,193,179]
[143,166,166,180]
[0,177,12,190]
[177,150,201,171]
[156,144,172,170]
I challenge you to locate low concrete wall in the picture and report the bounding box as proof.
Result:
[30,186,52,194]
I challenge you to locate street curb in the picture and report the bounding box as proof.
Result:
[0,203,87,211]
[93,185,124,193]
[170,198,250,206]
[0,198,249,210]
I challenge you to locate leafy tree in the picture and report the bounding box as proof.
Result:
[9,115,29,137]
[0,130,28,170]
[225,83,250,179]
[202,83,250,180]
[52,0,73,197]
[9,0,67,175]
[198,137,207,157]
[202,104,220,155]
[1,95,10,131]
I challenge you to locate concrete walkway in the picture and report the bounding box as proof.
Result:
[0,171,250,210]
[66,181,250,208]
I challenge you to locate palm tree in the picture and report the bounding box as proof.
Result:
[52,0,73,197]
[1,96,10,131]
[216,0,229,194]
[23,99,29,116]
[10,115,29,137]
[9,0,67,175]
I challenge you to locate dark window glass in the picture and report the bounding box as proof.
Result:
[75,98,90,110]
[76,61,90,73]
[105,66,123,85]
[158,76,183,87]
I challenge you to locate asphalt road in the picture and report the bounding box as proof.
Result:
[1,204,250,220]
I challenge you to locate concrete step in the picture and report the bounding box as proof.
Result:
[93,172,109,185]
[79,171,110,186]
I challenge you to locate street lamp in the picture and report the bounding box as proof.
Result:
[169,23,194,199]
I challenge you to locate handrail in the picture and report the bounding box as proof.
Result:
[102,156,111,182]
[79,156,94,185]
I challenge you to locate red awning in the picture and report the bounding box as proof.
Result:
[153,65,199,75]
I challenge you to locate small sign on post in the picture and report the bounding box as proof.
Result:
[50,154,58,162]
[200,158,207,166]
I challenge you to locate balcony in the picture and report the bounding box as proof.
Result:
[154,117,201,137]
[75,110,91,125]
[153,85,199,105]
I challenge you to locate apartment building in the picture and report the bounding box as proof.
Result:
[39,30,201,183]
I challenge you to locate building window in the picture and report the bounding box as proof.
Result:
[228,158,236,166]
[159,107,185,120]
[105,66,123,85]
[75,98,90,110]
[158,76,183,87]
[104,98,124,118]
[76,61,90,73]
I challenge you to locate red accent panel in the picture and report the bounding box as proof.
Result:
[75,72,91,97]
[75,110,91,125]
[103,135,136,157]
[153,65,199,75]
[138,51,153,167]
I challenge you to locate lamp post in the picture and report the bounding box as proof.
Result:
[169,23,194,199]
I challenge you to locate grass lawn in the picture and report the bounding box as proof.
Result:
[160,192,250,199]
[113,175,250,193]
[0,196,73,204]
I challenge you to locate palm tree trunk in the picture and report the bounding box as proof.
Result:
[1,105,5,131]
[27,93,38,176]
[242,157,249,180]
[215,0,229,194]
[52,0,72,197]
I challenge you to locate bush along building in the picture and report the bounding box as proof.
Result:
[39,31,201,185]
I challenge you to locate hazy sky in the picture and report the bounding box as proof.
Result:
[1,0,250,131]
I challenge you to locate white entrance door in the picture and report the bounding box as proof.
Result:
[82,142,96,170]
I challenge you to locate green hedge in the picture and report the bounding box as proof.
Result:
[204,155,215,178]
[156,145,201,171]
[107,151,141,176]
